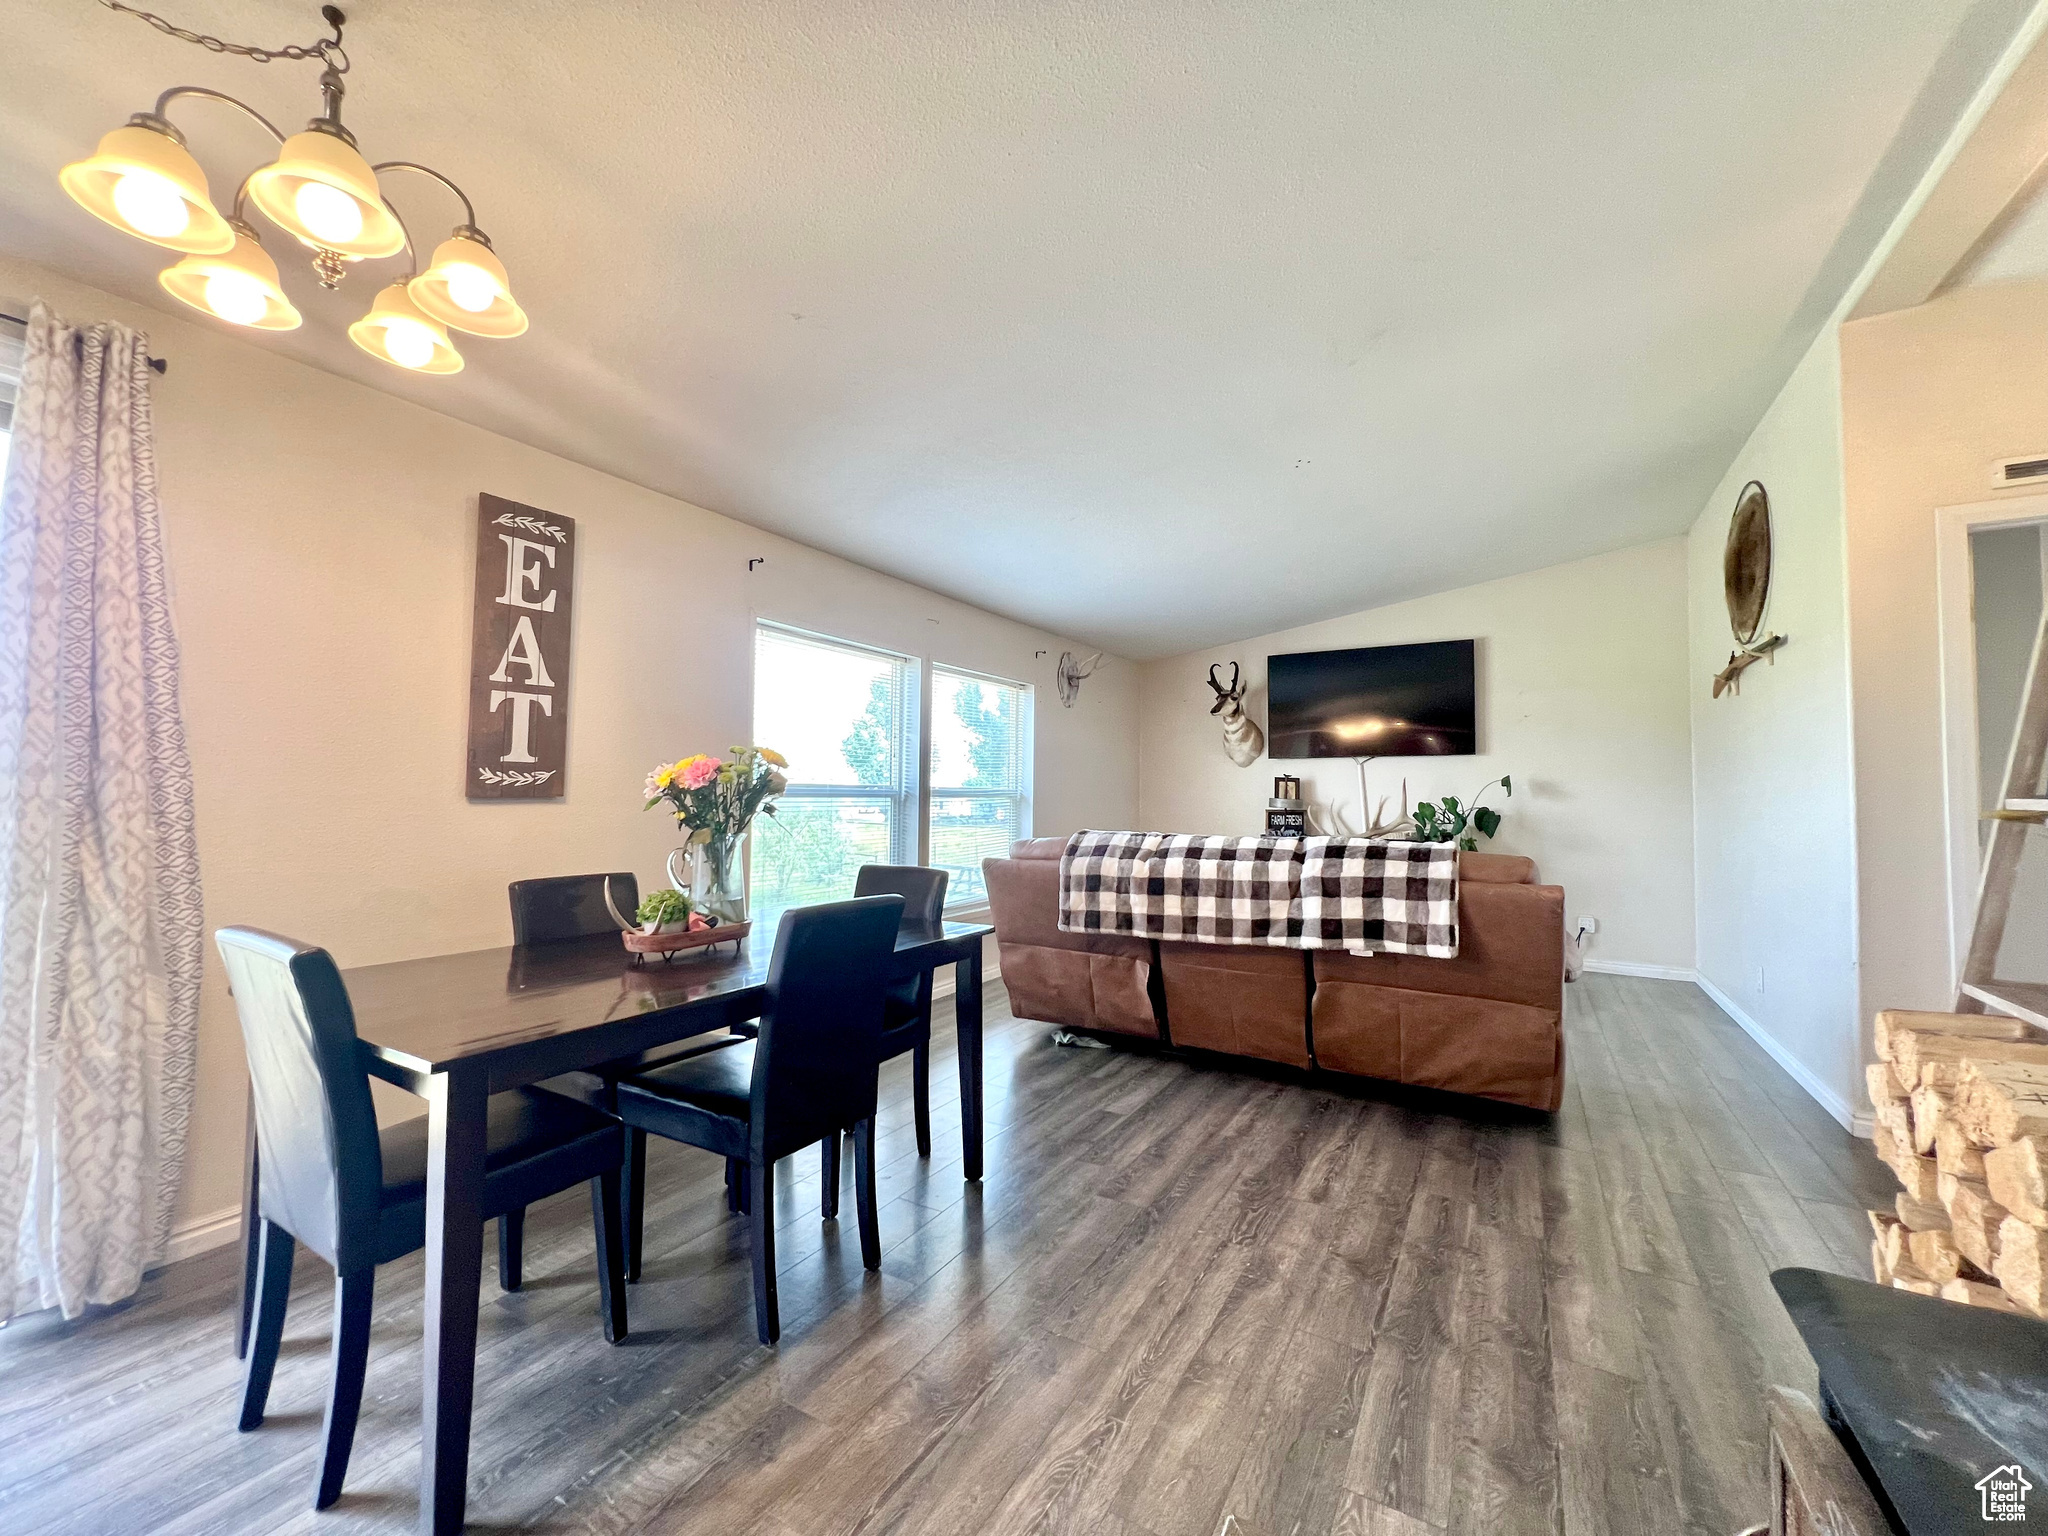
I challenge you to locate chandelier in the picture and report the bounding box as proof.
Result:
[58,2,525,375]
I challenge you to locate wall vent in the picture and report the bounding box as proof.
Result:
[1994,454,2048,487]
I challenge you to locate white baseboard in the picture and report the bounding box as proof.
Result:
[1581,958,1697,982]
[1580,962,1870,1137]
[163,1205,241,1265]
[1690,971,1864,1136]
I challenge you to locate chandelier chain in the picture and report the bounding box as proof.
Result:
[95,0,349,72]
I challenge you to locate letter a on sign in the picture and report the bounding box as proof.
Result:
[466,493,575,798]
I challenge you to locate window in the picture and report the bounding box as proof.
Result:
[749,624,919,924]
[748,624,1034,921]
[0,317,19,479]
[928,666,1031,910]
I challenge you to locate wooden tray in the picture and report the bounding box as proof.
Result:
[621,921,750,962]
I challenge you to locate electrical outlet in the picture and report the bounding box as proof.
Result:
[1579,916,1599,936]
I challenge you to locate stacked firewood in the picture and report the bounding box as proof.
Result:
[1866,1008,2048,1317]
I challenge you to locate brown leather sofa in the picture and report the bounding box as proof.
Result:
[982,837,1566,1112]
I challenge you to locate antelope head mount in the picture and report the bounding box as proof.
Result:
[1206,662,1265,768]
[1055,650,1103,708]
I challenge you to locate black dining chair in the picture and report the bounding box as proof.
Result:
[610,894,904,1344]
[819,865,949,1210]
[216,926,630,1511]
[509,872,755,1281]
[508,870,641,946]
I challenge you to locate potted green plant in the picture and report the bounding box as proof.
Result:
[1409,775,1512,852]
[635,887,695,935]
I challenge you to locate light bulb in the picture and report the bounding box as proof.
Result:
[111,171,189,239]
[202,269,267,326]
[293,180,363,245]
[443,262,498,313]
[382,318,436,369]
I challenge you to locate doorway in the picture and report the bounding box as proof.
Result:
[1937,494,2048,987]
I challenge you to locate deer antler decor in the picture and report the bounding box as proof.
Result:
[1055,650,1102,708]
[1206,662,1265,767]
[1318,757,1410,837]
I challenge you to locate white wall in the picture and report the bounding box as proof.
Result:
[1136,540,1695,974]
[1684,337,1864,1127]
[0,254,1140,1247]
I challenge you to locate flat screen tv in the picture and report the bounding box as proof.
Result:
[1266,639,1475,758]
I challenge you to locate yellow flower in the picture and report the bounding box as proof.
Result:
[759,748,787,768]
[652,764,675,788]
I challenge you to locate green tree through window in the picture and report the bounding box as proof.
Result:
[953,683,1012,788]
[929,669,1030,906]
[841,678,891,783]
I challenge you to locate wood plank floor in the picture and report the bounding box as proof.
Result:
[0,972,1891,1535]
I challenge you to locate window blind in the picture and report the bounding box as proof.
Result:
[930,667,1032,908]
[0,317,21,436]
[750,623,919,921]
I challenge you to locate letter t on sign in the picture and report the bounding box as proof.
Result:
[466,494,575,798]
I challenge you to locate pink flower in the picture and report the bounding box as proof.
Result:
[681,756,721,790]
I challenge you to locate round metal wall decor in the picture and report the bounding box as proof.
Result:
[1723,480,1772,646]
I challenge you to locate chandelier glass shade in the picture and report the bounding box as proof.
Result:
[409,232,527,337]
[57,5,519,377]
[245,128,404,259]
[159,222,303,330]
[59,122,235,255]
[349,283,462,373]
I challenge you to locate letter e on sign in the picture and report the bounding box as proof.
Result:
[466,494,574,798]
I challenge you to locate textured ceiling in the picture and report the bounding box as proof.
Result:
[0,1,2030,657]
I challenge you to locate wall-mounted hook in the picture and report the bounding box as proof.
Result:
[1034,650,1048,659]
[747,557,765,572]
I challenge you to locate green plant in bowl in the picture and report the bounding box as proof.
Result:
[1410,774,1512,852]
[636,888,694,930]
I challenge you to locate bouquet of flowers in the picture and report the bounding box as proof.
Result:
[643,746,788,922]
[643,745,788,842]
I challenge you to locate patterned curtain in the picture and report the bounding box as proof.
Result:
[0,302,202,1320]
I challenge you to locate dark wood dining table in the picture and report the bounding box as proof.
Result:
[236,918,989,1535]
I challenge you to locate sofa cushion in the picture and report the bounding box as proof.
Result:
[984,852,1149,959]
[1311,980,1564,1111]
[1157,942,1309,1067]
[1313,880,1563,1011]
[995,942,1159,1038]
[1011,836,1070,861]
[1459,851,1535,884]
[984,853,1160,1038]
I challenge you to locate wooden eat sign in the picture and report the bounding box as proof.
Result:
[466,493,575,799]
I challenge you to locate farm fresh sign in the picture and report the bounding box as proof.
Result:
[466,493,575,800]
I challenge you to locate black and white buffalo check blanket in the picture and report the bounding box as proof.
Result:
[1057,830,1460,958]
